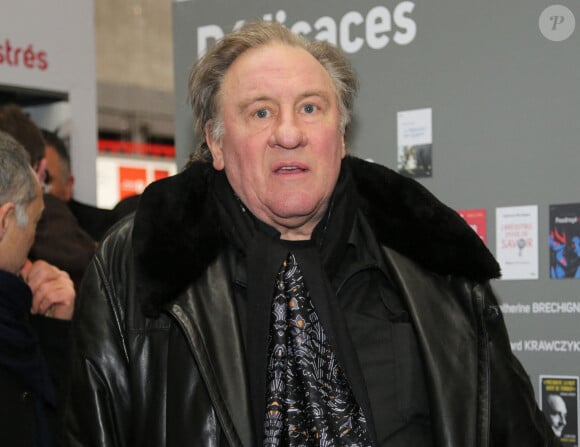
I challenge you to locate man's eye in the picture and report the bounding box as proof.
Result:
[255,108,270,119]
[302,104,317,114]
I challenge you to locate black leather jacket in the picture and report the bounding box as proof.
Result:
[62,158,558,447]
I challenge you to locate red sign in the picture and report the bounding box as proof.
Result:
[458,208,487,244]
[154,170,169,181]
[98,139,175,158]
[119,166,147,200]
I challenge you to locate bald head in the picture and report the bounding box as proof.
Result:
[546,394,567,437]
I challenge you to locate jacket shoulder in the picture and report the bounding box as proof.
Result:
[346,156,501,282]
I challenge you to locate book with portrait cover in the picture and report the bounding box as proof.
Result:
[549,202,580,279]
[540,375,579,446]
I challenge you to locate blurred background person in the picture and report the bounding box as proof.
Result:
[0,130,76,447]
[42,129,115,242]
[0,104,96,290]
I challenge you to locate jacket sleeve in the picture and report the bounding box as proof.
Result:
[482,284,562,447]
[61,222,133,447]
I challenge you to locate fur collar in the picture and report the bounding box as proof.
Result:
[132,156,500,315]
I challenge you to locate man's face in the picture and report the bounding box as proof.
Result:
[45,144,73,201]
[206,43,346,240]
[0,179,44,275]
[547,395,567,437]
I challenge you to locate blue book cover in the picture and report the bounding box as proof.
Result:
[549,203,580,279]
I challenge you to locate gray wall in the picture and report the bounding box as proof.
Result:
[173,0,579,400]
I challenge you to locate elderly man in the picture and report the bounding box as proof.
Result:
[41,129,115,242]
[63,21,558,447]
[0,131,75,446]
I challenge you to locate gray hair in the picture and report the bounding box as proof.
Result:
[188,20,358,162]
[0,130,39,227]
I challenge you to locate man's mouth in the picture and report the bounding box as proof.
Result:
[274,163,308,173]
[279,166,300,171]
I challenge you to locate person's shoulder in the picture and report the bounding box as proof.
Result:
[112,194,141,220]
[42,193,76,218]
[68,198,115,222]
[139,162,214,204]
[346,156,501,282]
[68,199,116,241]
[132,162,216,241]
[100,213,134,245]
[96,214,135,263]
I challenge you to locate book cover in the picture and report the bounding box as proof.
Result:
[496,205,539,280]
[397,107,432,178]
[457,208,487,244]
[549,202,580,279]
[540,375,579,446]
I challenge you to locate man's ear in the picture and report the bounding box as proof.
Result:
[204,121,225,171]
[0,202,15,242]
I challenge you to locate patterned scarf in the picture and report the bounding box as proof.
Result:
[264,252,372,446]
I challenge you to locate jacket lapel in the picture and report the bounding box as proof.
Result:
[381,246,480,447]
[170,253,255,447]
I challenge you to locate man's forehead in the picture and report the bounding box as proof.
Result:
[225,44,329,81]
[222,45,335,101]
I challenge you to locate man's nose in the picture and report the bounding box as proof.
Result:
[269,111,306,150]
